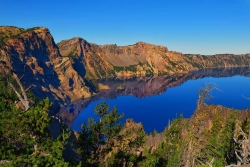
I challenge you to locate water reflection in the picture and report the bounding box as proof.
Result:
[58,67,250,129]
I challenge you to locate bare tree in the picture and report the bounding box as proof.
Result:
[0,58,33,111]
[197,83,221,108]
[233,123,250,165]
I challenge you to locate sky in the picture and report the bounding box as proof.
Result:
[1,0,249,55]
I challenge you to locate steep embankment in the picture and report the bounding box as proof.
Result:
[0,26,92,108]
[58,37,250,79]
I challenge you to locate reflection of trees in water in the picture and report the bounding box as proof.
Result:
[58,67,250,126]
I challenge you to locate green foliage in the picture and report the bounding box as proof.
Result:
[85,70,95,79]
[0,27,41,48]
[76,101,124,166]
[114,65,137,72]
[67,46,78,58]
[114,66,124,72]
[165,65,173,72]
[1,71,250,167]
[94,101,109,119]
[146,62,154,74]
[168,60,178,67]
[201,113,226,165]
[25,27,41,32]
[140,117,185,167]
[84,78,99,92]
[140,148,162,167]
[163,117,184,166]
[138,61,143,66]
[112,119,146,166]
[195,110,246,166]
[150,129,158,137]
[0,76,69,166]
[76,102,147,167]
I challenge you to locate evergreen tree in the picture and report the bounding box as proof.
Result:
[76,101,124,166]
[0,75,70,166]
[76,102,146,167]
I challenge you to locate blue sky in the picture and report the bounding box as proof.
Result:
[1,0,249,54]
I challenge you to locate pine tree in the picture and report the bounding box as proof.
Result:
[0,75,70,166]
[76,101,124,166]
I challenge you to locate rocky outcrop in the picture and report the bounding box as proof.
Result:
[0,27,92,108]
[58,38,250,79]
[1,26,250,108]
[58,38,115,79]
[58,38,195,78]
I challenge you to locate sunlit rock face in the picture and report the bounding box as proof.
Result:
[58,37,250,79]
[0,27,92,108]
[1,26,250,109]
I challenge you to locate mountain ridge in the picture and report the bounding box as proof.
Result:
[58,36,250,79]
[1,26,250,106]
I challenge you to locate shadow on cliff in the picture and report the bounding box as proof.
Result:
[9,39,63,112]
[71,47,98,93]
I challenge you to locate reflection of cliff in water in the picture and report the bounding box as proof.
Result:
[58,67,250,126]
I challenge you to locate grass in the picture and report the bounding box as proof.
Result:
[114,65,137,72]
[67,46,78,58]
[0,26,41,48]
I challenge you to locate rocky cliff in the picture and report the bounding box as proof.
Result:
[1,26,250,108]
[0,26,93,108]
[58,37,250,79]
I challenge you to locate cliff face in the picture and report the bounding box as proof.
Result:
[58,38,195,78]
[58,37,250,79]
[0,27,92,108]
[1,26,250,108]
[58,38,115,79]
[185,54,250,68]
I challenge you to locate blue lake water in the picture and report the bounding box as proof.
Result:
[63,68,250,133]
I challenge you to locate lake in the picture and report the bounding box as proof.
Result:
[58,67,250,134]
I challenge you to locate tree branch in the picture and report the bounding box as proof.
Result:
[7,79,29,111]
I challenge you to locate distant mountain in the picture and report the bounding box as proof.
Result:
[58,37,250,79]
[1,26,250,107]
